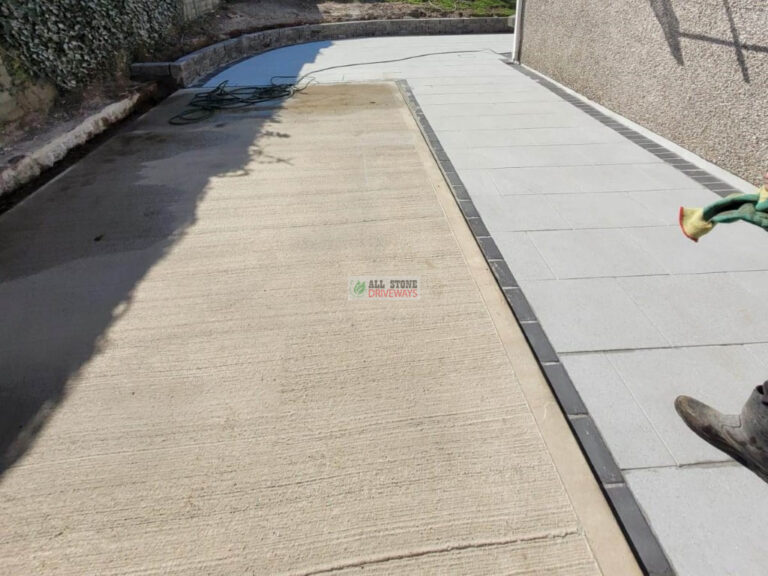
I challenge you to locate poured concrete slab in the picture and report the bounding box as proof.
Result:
[0,83,636,575]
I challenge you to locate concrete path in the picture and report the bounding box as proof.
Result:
[209,35,768,575]
[0,82,636,574]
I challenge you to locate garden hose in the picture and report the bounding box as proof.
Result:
[168,48,507,125]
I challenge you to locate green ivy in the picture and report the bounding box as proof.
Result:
[0,0,179,89]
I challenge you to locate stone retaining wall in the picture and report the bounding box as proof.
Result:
[180,0,221,22]
[133,17,514,87]
[0,53,56,124]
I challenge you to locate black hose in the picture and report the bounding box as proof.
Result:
[168,82,307,125]
[168,49,506,125]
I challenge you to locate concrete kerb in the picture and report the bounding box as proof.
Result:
[0,83,162,201]
[132,18,514,87]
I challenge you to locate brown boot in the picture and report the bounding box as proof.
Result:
[675,386,768,483]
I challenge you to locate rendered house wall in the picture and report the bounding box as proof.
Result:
[519,0,768,183]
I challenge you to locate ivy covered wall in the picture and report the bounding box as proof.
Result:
[0,0,220,125]
[0,0,179,90]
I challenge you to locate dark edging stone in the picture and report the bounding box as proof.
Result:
[132,17,514,87]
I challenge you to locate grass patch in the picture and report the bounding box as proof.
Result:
[393,0,514,16]
[337,0,516,17]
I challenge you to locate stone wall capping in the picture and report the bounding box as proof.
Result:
[131,18,513,87]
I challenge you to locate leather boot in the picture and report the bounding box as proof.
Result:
[675,385,768,483]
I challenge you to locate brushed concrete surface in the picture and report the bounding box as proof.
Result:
[520,0,768,183]
[0,83,629,574]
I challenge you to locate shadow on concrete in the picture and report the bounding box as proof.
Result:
[0,43,326,476]
[204,40,333,87]
[649,0,768,82]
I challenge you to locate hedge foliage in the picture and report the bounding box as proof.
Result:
[0,0,179,90]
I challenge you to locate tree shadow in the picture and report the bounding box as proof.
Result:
[649,0,768,82]
[649,0,684,65]
[0,43,327,476]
